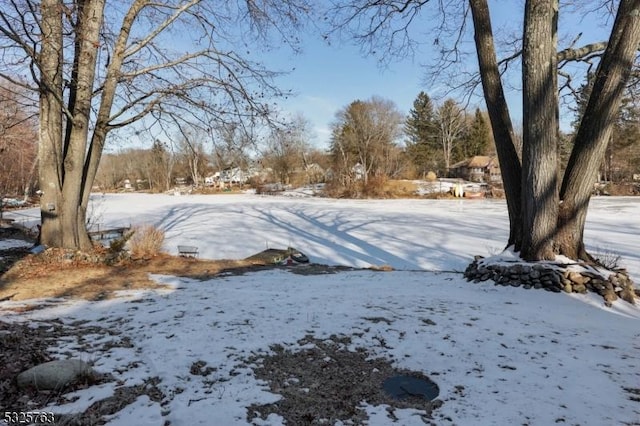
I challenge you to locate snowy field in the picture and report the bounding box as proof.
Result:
[2,194,640,425]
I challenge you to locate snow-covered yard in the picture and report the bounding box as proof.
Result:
[2,194,639,425]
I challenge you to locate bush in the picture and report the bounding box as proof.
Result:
[128,225,165,258]
[108,230,134,254]
[361,175,387,198]
[592,247,622,270]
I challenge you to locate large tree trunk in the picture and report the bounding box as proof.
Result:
[558,0,640,260]
[61,0,106,250]
[469,0,523,248]
[471,0,640,263]
[38,0,64,247]
[38,0,105,250]
[520,0,559,260]
[80,0,144,227]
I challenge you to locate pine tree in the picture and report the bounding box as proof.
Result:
[404,91,440,176]
[456,108,491,160]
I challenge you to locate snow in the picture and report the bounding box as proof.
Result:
[0,238,32,250]
[2,194,640,425]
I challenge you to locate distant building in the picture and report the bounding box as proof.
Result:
[449,156,501,183]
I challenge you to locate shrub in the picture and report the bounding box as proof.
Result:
[592,247,622,270]
[108,230,134,254]
[128,225,165,258]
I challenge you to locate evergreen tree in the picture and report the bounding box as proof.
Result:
[404,91,440,176]
[457,108,492,160]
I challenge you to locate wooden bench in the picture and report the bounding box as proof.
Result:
[87,227,131,241]
[178,245,199,258]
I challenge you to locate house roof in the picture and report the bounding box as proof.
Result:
[467,156,495,168]
[451,156,498,169]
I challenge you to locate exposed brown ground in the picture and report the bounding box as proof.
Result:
[0,225,272,303]
[0,251,265,303]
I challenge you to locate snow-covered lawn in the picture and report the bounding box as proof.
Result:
[2,194,639,425]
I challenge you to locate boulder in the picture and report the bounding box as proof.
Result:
[17,359,93,390]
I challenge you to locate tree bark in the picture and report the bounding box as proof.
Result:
[80,0,146,218]
[61,0,106,250]
[520,0,559,260]
[558,0,640,260]
[469,0,523,248]
[38,0,64,247]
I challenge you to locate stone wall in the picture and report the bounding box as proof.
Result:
[464,256,637,306]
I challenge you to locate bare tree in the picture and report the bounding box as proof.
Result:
[434,98,467,173]
[0,83,38,198]
[329,0,640,263]
[174,128,208,187]
[0,0,311,249]
[262,114,311,185]
[330,96,404,186]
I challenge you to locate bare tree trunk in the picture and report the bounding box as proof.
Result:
[38,0,64,247]
[80,0,144,236]
[558,0,640,260]
[469,0,523,248]
[520,0,559,260]
[61,0,105,250]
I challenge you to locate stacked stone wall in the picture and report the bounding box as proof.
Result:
[464,257,636,306]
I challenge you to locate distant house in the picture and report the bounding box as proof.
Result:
[449,156,501,183]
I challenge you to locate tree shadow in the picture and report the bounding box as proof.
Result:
[148,200,507,270]
[0,227,36,282]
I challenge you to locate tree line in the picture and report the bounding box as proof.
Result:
[89,92,495,194]
[3,84,638,197]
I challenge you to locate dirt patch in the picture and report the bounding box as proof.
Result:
[0,320,117,415]
[245,334,442,425]
[0,226,373,303]
[0,253,260,303]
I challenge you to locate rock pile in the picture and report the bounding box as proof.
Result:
[464,256,637,306]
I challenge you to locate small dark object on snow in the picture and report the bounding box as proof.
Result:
[288,248,309,263]
[246,247,309,265]
[383,375,439,401]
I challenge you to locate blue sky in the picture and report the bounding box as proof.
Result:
[260,1,612,150]
[268,34,430,149]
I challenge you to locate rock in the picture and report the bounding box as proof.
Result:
[548,273,562,285]
[563,283,573,293]
[619,288,636,305]
[568,272,588,285]
[602,290,618,304]
[589,278,606,291]
[511,264,524,274]
[572,284,587,294]
[17,359,93,390]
